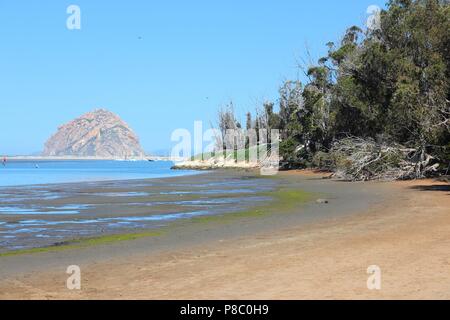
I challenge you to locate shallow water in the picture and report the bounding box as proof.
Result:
[0,160,198,187]
[0,171,277,252]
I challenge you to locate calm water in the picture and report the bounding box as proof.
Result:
[0,160,196,187]
[0,161,277,253]
[0,167,276,252]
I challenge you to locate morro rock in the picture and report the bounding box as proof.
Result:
[43,109,146,158]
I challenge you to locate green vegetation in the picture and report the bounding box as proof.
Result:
[191,144,270,163]
[190,188,315,224]
[0,230,164,257]
[217,0,450,180]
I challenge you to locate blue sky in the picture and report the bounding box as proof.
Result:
[0,0,385,155]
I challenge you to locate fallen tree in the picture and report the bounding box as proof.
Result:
[329,137,439,181]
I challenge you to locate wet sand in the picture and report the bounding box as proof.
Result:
[0,171,449,299]
[0,171,277,252]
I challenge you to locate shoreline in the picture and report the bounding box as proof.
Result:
[4,156,178,161]
[0,170,320,257]
[0,169,387,262]
[0,171,448,299]
[172,159,260,170]
[0,158,200,189]
[0,170,274,253]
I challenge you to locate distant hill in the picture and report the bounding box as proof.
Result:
[43,109,145,158]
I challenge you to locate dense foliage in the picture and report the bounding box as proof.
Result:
[221,0,449,179]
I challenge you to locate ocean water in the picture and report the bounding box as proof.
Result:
[0,160,196,187]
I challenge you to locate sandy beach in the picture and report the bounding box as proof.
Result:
[0,171,449,299]
[2,0,449,305]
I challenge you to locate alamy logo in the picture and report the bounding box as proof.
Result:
[66,265,81,290]
[366,5,381,31]
[66,5,81,30]
[171,121,280,176]
[367,265,381,290]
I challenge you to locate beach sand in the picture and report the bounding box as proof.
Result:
[0,171,449,299]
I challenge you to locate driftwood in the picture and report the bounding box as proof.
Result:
[330,137,439,181]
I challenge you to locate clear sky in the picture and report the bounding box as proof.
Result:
[0,0,385,155]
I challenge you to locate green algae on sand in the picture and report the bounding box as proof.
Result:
[0,230,164,257]
[190,188,315,224]
[0,186,314,257]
